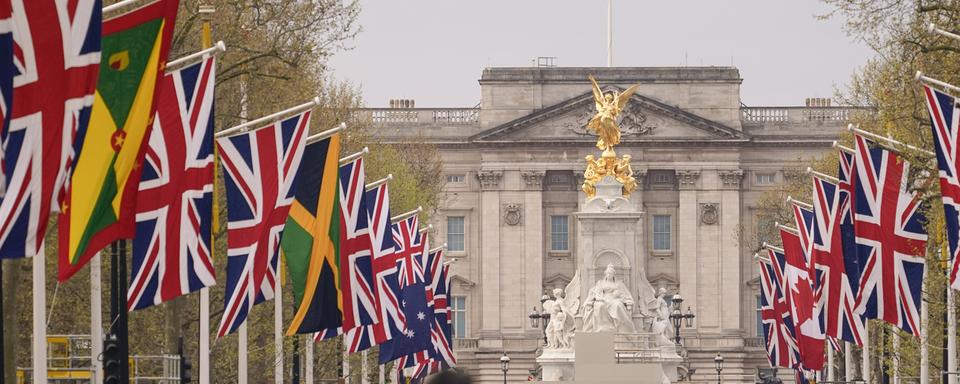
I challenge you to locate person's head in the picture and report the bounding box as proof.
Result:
[552,288,563,299]
[604,264,616,280]
[658,287,666,296]
[426,369,473,384]
[604,93,614,104]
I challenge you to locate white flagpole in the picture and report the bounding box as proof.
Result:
[343,343,351,384]
[239,323,248,384]
[863,324,871,383]
[90,253,103,383]
[827,344,835,382]
[33,243,47,384]
[362,350,369,384]
[921,263,929,384]
[844,342,853,382]
[950,285,957,384]
[199,288,210,384]
[379,364,385,384]
[275,279,284,384]
[305,336,314,384]
[606,0,612,67]
[892,329,901,384]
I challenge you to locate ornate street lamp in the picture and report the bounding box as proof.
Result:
[500,352,511,384]
[714,353,724,384]
[529,294,552,345]
[668,294,695,345]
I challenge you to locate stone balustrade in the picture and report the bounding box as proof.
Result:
[358,107,480,125]
[454,337,479,350]
[741,106,870,125]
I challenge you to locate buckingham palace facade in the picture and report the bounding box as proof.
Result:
[362,66,858,383]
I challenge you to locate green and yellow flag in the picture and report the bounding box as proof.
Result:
[282,133,342,335]
[58,0,179,281]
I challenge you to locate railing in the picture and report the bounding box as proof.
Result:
[359,107,480,125]
[744,337,765,349]
[455,338,479,350]
[741,106,870,125]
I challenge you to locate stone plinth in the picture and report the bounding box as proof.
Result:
[538,332,677,384]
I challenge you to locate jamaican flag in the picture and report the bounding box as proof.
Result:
[282,133,342,335]
[58,0,178,281]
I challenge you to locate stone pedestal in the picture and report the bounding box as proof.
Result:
[538,348,575,381]
[538,332,679,384]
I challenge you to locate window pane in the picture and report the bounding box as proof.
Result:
[756,294,763,336]
[550,215,569,251]
[452,296,466,339]
[447,216,465,251]
[446,174,465,183]
[652,215,671,251]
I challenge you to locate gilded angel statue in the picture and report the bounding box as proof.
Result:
[587,75,640,151]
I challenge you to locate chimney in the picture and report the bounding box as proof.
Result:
[390,99,415,109]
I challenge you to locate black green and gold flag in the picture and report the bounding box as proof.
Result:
[58,0,179,281]
[282,133,342,335]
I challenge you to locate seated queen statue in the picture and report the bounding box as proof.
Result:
[581,264,637,333]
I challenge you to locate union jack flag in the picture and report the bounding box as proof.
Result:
[759,251,800,368]
[923,84,960,290]
[0,0,13,192]
[127,57,216,311]
[429,259,456,367]
[215,111,308,337]
[852,134,927,337]
[0,0,101,258]
[811,175,865,345]
[335,158,379,333]
[344,183,401,352]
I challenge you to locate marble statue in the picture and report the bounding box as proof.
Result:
[582,264,637,333]
[651,288,675,347]
[543,271,581,349]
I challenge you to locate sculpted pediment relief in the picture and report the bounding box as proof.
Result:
[470,86,744,142]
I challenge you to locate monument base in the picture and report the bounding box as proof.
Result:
[537,332,680,384]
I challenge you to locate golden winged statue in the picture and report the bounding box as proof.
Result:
[587,75,640,151]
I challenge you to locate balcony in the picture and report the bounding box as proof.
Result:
[455,338,479,350]
[741,106,870,125]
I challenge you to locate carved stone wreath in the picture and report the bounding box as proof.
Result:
[564,102,656,137]
[700,203,719,225]
[503,203,523,226]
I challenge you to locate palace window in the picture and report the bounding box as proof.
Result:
[446,174,466,183]
[755,173,776,185]
[652,215,672,251]
[447,216,465,251]
[756,294,764,337]
[648,170,675,189]
[550,215,569,251]
[451,296,467,339]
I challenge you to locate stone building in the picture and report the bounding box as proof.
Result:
[361,66,859,383]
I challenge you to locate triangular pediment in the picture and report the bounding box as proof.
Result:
[470,86,744,142]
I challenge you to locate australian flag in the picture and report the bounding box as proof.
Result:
[379,217,433,364]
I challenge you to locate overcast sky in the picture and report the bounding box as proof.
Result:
[328,1,873,108]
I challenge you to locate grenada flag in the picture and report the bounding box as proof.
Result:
[58,0,178,281]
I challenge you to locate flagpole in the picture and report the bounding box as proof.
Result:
[90,253,103,383]
[844,342,853,382]
[215,97,321,138]
[606,0,612,67]
[343,341,351,384]
[921,262,929,384]
[275,266,284,384]
[379,363,385,384]
[239,323,248,384]
[949,285,957,384]
[305,336,314,384]
[827,344,835,382]
[863,324,871,384]
[33,243,47,384]
[892,329,901,384]
[362,350,369,384]
[199,6,214,383]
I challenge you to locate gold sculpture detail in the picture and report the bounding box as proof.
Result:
[582,76,640,198]
[587,75,640,151]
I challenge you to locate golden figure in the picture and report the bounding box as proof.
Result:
[587,75,640,151]
[582,151,638,198]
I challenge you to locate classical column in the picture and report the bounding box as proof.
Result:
[675,170,701,333]
[477,170,503,338]
[520,171,545,339]
[717,169,743,331]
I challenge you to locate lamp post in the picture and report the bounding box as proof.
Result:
[668,294,696,345]
[500,352,511,384]
[714,353,724,384]
[528,295,551,344]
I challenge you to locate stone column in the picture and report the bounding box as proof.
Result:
[477,170,503,340]
[521,171,545,337]
[717,169,743,332]
[675,170,701,332]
